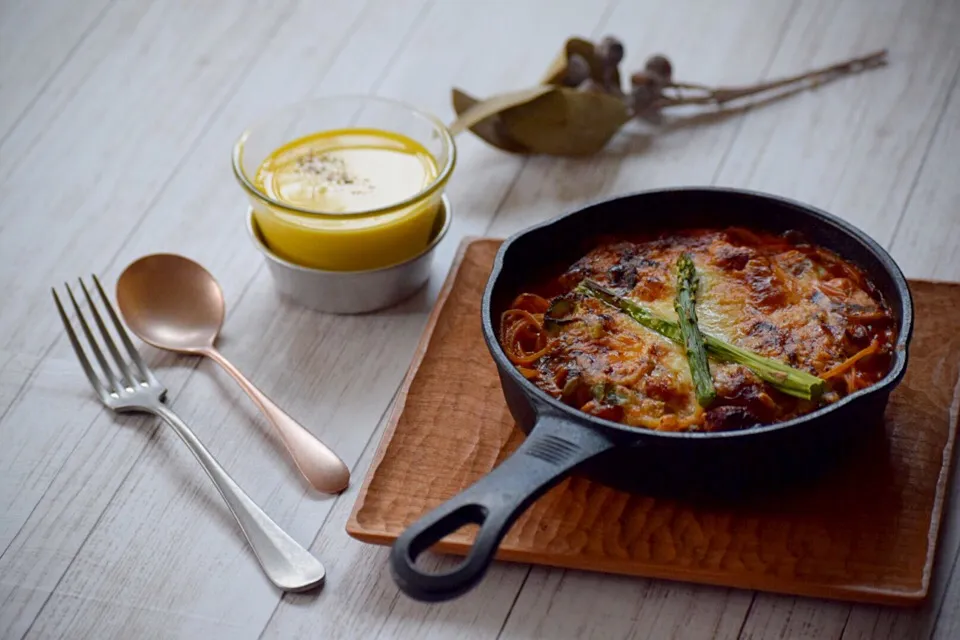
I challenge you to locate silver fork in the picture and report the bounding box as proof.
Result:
[53,276,325,592]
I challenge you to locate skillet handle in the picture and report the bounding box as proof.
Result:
[389,414,618,602]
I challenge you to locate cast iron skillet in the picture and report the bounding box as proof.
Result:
[390,188,913,602]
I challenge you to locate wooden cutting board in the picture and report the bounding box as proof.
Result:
[346,238,960,605]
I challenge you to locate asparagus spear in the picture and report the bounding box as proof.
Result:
[577,278,825,401]
[674,254,716,407]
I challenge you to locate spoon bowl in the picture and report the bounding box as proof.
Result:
[115,253,350,494]
[117,254,225,353]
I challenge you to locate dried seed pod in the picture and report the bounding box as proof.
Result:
[565,52,592,87]
[597,37,625,95]
[601,70,623,95]
[630,70,665,96]
[644,54,673,82]
[597,36,623,65]
[597,36,625,66]
[630,82,659,114]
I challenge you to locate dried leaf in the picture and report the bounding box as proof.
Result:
[450,88,530,153]
[540,50,568,85]
[542,37,594,84]
[500,87,630,155]
[448,85,552,136]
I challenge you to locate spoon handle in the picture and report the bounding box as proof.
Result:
[202,347,350,494]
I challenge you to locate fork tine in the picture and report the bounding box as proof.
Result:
[53,288,110,402]
[78,278,138,388]
[65,283,122,392]
[92,274,158,387]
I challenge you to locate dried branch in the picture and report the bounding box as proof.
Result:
[655,50,888,109]
[450,35,891,156]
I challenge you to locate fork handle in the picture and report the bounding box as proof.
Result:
[153,403,326,592]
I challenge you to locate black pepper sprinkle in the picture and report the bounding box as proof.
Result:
[295,151,375,195]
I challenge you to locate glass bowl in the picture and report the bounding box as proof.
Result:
[233,95,456,272]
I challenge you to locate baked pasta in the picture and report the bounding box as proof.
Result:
[499,228,896,432]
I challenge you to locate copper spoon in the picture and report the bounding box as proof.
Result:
[116,253,350,494]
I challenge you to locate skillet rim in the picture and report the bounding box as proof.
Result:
[480,186,914,442]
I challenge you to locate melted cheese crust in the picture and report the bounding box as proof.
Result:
[506,228,896,432]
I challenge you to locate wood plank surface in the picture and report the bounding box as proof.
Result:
[2,1,422,638]
[889,71,960,282]
[0,0,114,139]
[714,0,960,249]
[1,0,959,638]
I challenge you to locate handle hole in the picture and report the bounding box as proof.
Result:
[408,504,487,568]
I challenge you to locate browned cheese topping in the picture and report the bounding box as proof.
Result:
[499,228,896,432]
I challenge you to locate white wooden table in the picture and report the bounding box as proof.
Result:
[1,0,958,638]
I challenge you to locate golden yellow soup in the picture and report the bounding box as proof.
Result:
[252,128,442,271]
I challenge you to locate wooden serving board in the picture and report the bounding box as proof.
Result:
[346,238,960,605]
